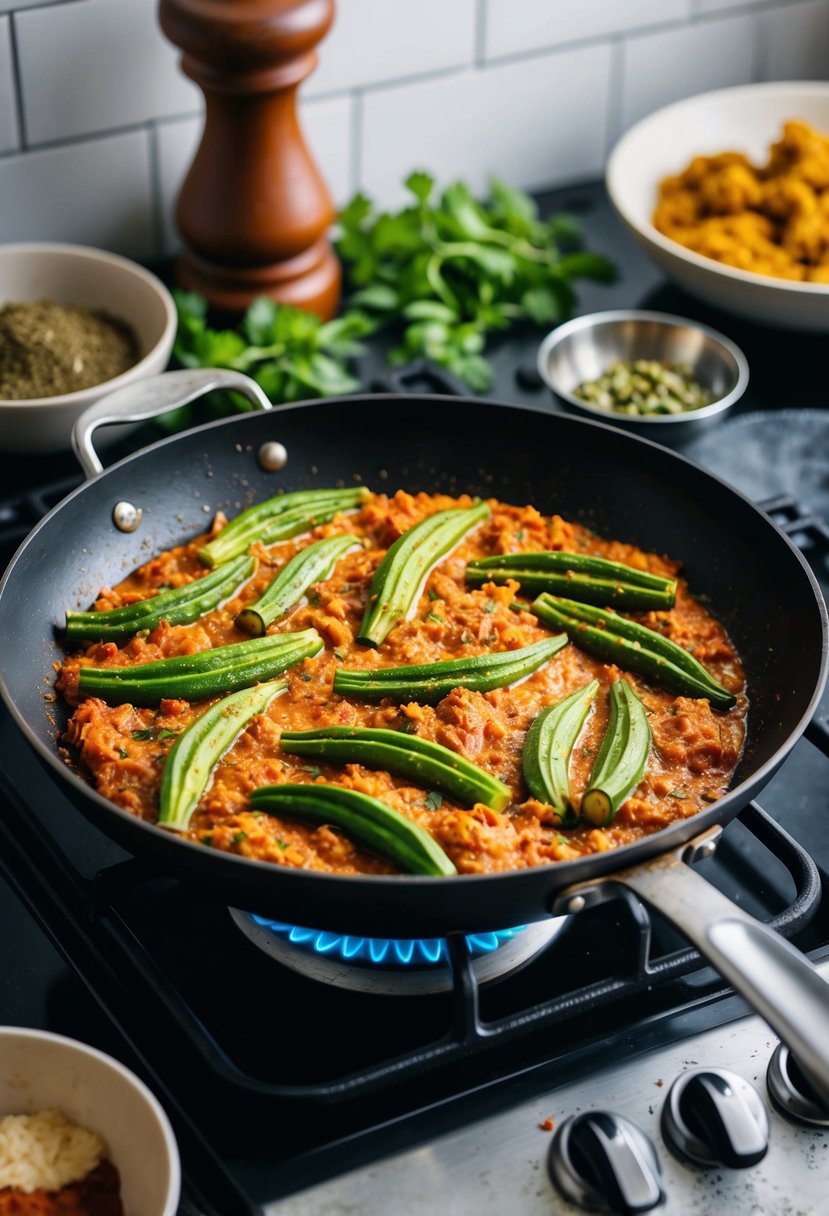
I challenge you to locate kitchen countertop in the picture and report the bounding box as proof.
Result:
[4,178,827,503]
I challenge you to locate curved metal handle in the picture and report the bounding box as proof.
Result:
[556,836,829,1110]
[71,368,273,479]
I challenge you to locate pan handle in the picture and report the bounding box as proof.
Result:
[553,828,829,1109]
[72,369,272,479]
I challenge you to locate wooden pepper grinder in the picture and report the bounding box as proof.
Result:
[159,0,340,318]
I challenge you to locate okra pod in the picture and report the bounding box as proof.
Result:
[248,783,457,876]
[522,679,599,820]
[358,502,490,648]
[159,679,287,832]
[467,551,676,611]
[581,679,651,826]
[199,486,370,567]
[236,535,359,637]
[65,555,255,642]
[279,726,511,811]
[333,635,567,704]
[77,628,322,706]
[531,594,736,711]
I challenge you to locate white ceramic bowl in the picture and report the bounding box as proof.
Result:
[0,243,176,454]
[0,1026,180,1215]
[606,81,829,330]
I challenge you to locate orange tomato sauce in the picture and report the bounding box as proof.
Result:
[57,490,747,876]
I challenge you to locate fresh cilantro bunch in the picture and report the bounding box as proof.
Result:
[173,290,375,403]
[336,172,616,391]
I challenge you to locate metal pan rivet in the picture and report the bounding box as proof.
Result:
[567,895,586,914]
[112,501,142,533]
[258,442,288,472]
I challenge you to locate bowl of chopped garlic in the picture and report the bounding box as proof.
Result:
[606,81,829,330]
[0,243,176,453]
[537,310,749,446]
[0,1026,180,1215]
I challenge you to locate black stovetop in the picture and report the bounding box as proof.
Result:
[1,180,828,1216]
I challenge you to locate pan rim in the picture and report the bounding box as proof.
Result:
[1,394,826,896]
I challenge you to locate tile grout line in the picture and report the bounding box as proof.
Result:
[146,120,166,258]
[474,0,487,65]
[349,89,363,198]
[7,12,27,151]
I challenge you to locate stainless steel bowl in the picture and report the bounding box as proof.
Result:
[537,310,749,445]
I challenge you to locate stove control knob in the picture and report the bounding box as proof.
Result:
[661,1068,768,1168]
[548,1111,664,1213]
[767,1042,829,1127]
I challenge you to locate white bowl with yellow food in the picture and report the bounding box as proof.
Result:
[0,1026,180,1215]
[606,81,829,330]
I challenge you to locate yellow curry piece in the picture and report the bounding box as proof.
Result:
[653,119,829,282]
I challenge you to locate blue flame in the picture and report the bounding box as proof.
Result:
[249,915,527,967]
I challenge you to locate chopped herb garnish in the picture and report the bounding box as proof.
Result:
[556,834,569,845]
[220,759,238,768]
[130,728,155,741]
[276,838,289,851]
[427,611,445,624]
[117,748,129,759]
[333,648,346,661]
[156,727,180,741]
[401,718,418,734]
[307,590,321,606]
[232,830,247,844]
[302,764,322,779]
[300,671,313,682]
[582,746,593,758]
[483,599,496,614]
[200,834,214,846]
[515,530,525,542]
[427,587,440,601]
[461,630,472,644]
[669,788,689,799]
[425,790,443,811]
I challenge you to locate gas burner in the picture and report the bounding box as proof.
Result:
[229,909,569,996]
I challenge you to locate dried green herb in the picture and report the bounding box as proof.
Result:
[0,299,137,400]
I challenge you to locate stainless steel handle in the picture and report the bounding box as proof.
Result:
[555,833,829,1110]
[71,368,272,479]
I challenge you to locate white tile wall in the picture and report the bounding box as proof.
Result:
[306,0,477,97]
[0,0,827,259]
[619,12,756,134]
[15,0,198,145]
[361,45,612,209]
[759,0,829,80]
[0,17,18,154]
[0,128,154,253]
[484,0,691,61]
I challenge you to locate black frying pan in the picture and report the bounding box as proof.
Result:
[1,370,828,1098]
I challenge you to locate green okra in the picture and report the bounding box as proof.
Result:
[333,635,567,704]
[199,486,370,567]
[358,502,490,647]
[522,679,600,821]
[236,535,359,637]
[581,679,651,826]
[77,628,322,706]
[467,550,676,611]
[65,555,255,642]
[279,726,511,811]
[248,783,457,876]
[159,679,287,831]
[531,594,736,711]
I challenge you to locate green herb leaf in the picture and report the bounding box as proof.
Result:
[425,790,443,811]
[302,764,322,779]
[130,728,155,741]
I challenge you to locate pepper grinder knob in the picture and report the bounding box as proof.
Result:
[159,0,341,317]
[548,1111,664,1213]
[661,1067,769,1168]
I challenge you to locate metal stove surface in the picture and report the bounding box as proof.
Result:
[267,966,829,1215]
